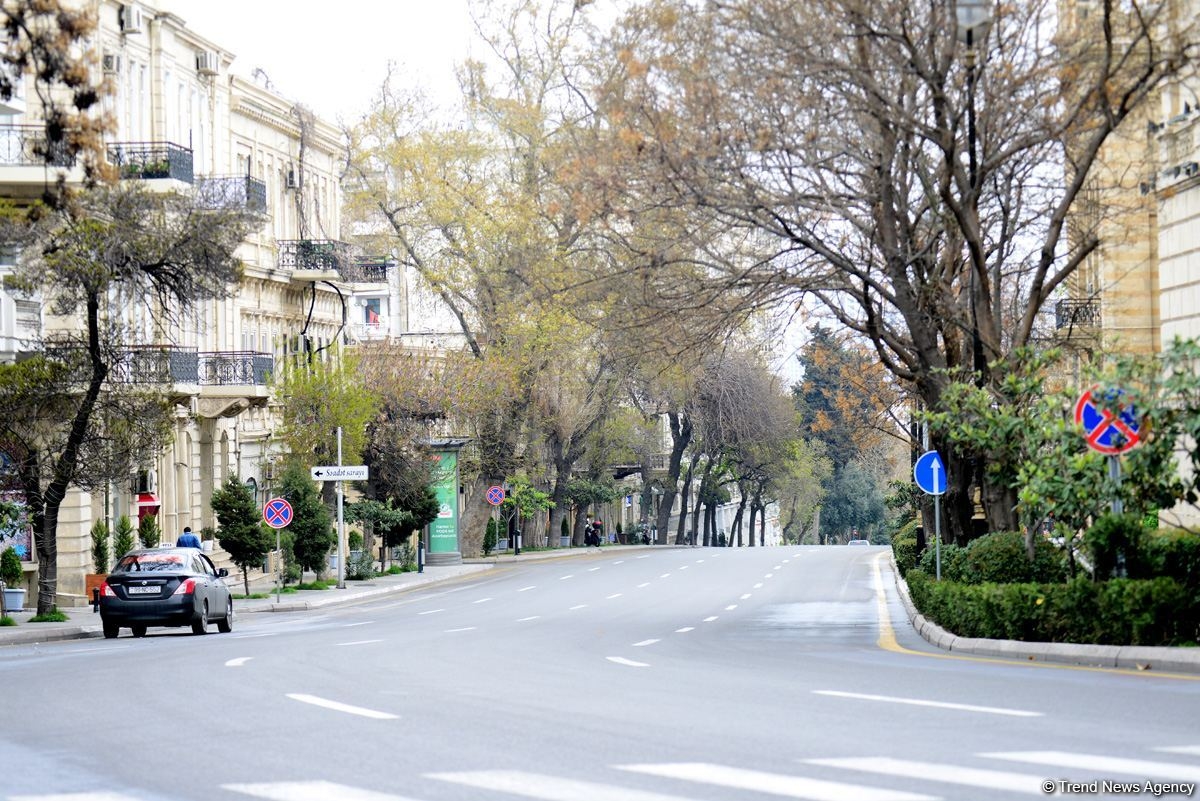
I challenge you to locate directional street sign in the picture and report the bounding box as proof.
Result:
[913,450,947,496]
[485,485,505,506]
[310,465,369,481]
[1074,386,1142,455]
[263,497,293,529]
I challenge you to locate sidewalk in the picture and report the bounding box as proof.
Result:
[0,544,657,647]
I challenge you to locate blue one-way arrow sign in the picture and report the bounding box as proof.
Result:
[914,450,947,496]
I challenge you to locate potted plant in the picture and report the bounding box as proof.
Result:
[86,519,110,604]
[1,547,25,613]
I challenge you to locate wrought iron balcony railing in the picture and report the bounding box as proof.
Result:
[277,239,353,274]
[107,141,194,183]
[1055,298,1101,330]
[196,175,267,212]
[0,125,74,167]
[198,351,273,386]
[109,345,200,384]
[339,259,391,284]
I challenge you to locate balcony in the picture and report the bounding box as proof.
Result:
[109,345,199,386]
[198,351,273,386]
[1055,299,1101,330]
[277,239,353,278]
[197,175,267,212]
[107,141,194,184]
[340,259,391,284]
[0,125,81,197]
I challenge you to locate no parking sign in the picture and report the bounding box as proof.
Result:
[1074,386,1142,455]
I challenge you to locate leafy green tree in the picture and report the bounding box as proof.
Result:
[503,475,554,545]
[211,475,274,596]
[347,498,414,567]
[137,514,160,548]
[819,461,887,543]
[111,515,135,560]
[89,519,109,574]
[278,463,334,576]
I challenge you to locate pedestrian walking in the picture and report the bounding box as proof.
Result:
[176,526,202,549]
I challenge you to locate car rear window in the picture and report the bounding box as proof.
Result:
[113,553,187,573]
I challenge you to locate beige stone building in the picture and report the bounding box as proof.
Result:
[0,0,395,604]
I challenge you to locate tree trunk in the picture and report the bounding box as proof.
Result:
[732,481,747,547]
[573,505,590,547]
[676,452,698,545]
[656,412,692,544]
[547,439,571,550]
[747,498,757,548]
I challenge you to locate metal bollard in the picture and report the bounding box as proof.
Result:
[418,539,424,573]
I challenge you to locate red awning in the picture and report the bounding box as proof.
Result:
[136,492,158,507]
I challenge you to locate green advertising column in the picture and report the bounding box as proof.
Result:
[426,447,463,565]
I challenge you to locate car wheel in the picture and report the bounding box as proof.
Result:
[191,600,209,635]
[102,619,119,639]
[131,625,147,638]
[217,598,233,633]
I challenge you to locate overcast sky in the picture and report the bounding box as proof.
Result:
[163,0,473,125]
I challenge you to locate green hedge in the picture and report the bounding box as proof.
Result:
[907,569,1200,646]
[914,531,1066,585]
[892,535,919,577]
[1139,529,1200,589]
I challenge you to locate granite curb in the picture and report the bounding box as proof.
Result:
[889,554,1200,674]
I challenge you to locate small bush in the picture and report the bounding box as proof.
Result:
[90,519,110,574]
[296,579,335,591]
[483,518,498,556]
[30,607,68,623]
[0,616,15,626]
[1084,513,1147,579]
[1,547,23,588]
[960,530,1066,585]
[345,550,376,581]
[348,530,363,551]
[395,542,416,571]
[138,514,161,548]
[892,536,919,577]
[1140,529,1200,589]
[112,516,136,559]
[917,541,968,582]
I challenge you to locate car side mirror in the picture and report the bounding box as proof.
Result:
[217,568,229,578]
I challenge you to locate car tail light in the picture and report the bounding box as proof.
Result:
[100,580,116,597]
[172,578,197,596]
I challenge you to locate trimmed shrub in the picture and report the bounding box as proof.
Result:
[112,515,136,559]
[907,571,1199,646]
[892,535,919,577]
[138,514,161,548]
[90,519,110,574]
[1084,513,1146,580]
[961,530,1066,585]
[1140,529,1200,589]
[917,542,968,582]
[0,547,22,588]
[483,518,498,556]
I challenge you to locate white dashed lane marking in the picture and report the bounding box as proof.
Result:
[675,627,694,633]
[518,586,536,592]
[703,616,718,622]
[607,657,650,668]
[633,639,660,647]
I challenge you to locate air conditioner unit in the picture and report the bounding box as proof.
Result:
[119,3,144,33]
[102,53,122,75]
[195,50,219,76]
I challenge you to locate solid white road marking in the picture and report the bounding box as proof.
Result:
[429,770,689,801]
[417,609,444,615]
[983,752,1200,781]
[703,616,718,622]
[12,794,139,801]
[225,657,253,667]
[338,640,383,647]
[445,627,476,633]
[617,763,934,801]
[1157,746,1200,756]
[517,616,541,622]
[740,593,752,600]
[633,639,660,647]
[473,597,493,604]
[607,657,651,668]
[807,757,1046,794]
[725,605,738,611]
[224,781,418,801]
[607,593,623,599]
[286,694,398,720]
[675,627,694,633]
[569,604,588,610]
[814,691,1042,718]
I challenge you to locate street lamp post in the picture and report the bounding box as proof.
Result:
[956,0,992,383]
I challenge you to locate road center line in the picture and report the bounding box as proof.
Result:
[518,586,536,592]
[225,657,253,667]
[813,690,1042,717]
[338,640,383,646]
[607,656,650,667]
[286,693,399,720]
[633,639,660,647]
[517,615,540,622]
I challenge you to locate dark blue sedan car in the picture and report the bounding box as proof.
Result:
[98,547,233,638]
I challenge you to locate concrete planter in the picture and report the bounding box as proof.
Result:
[2,587,26,613]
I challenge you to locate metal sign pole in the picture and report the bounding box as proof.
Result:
[933,459,942,581]
[337,426,345,589]
[1109,455,1124,516]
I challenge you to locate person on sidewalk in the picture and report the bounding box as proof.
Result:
[176,526,202,549]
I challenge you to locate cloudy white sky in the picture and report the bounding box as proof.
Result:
[163,0,474,124]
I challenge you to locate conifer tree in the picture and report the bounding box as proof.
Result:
[211,475,273,596]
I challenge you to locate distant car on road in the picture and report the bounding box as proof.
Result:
[847,539,871,546]
[98,547,233,638]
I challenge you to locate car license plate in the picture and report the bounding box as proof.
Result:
[127,586,160,595]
